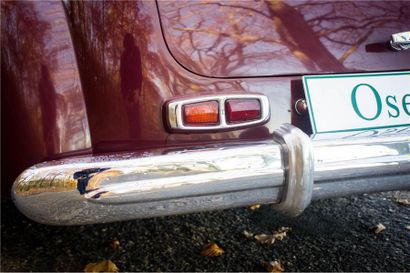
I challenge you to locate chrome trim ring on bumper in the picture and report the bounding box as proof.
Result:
[273,124,314,217]
[12,124,410,225]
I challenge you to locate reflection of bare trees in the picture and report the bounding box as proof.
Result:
[2,1,93,191]
[1,1,53,189]
[38,65,59,156]
[159,0,410,75]
[266,1,344,71]
[64,1,151,141]
[2,0,92,153]
[63,1,244,145]
[1,1,52,155]
[295,1,409,61]
[1,1,51,111]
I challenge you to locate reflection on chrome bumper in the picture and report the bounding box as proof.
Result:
[12,124,410,225]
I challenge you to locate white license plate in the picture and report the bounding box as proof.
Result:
[303,71,410,139]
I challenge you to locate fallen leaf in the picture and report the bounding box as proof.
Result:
[243,230,254,239]
[200,242,224,257]
[371,223,386,234]
[396,198,410,205]
[249,204,261,210]
[255,233,276,245]
[111,239,120,250]
[261,260,285,273]
[255,227,291,245]
[84,260,119,272]
[274,227,292,240]
[393,191,410,205]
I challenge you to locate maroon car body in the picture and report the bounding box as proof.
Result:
[1,1,409,224]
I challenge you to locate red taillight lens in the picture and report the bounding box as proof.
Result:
[225,99,261,124]
[183,101,219,125]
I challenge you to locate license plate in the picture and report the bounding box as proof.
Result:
[303,71,410,139]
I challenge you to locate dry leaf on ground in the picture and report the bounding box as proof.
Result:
[261,260,285,273]
[371,223,386,234]
[243,230,254,239]
[84,259,119,272]
[111,239,120,250]
[255,227,292,245]
[274,227,291,240]
[249,204,261,210]
[200,242,224,257]
[255,233,276,245]
[396,198,410,205]
[393,191,410,205]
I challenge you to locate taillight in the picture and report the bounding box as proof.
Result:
[166,94,269,132]
[225,99,261,124]
[183,101,219,125]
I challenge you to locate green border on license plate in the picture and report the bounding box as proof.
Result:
[303,71,410,135]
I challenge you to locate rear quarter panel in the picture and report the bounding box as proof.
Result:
[1,1,91,193]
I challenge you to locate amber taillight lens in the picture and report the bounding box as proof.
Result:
[225,99,261,124]
[183,101,219,125]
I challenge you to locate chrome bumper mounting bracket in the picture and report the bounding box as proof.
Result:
[273,124,314,216]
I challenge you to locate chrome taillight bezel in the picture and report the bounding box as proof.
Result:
[166,94,270,132]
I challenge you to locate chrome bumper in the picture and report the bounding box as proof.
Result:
[12,124,410,225]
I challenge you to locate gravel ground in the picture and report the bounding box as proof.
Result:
[1,191,410,272]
